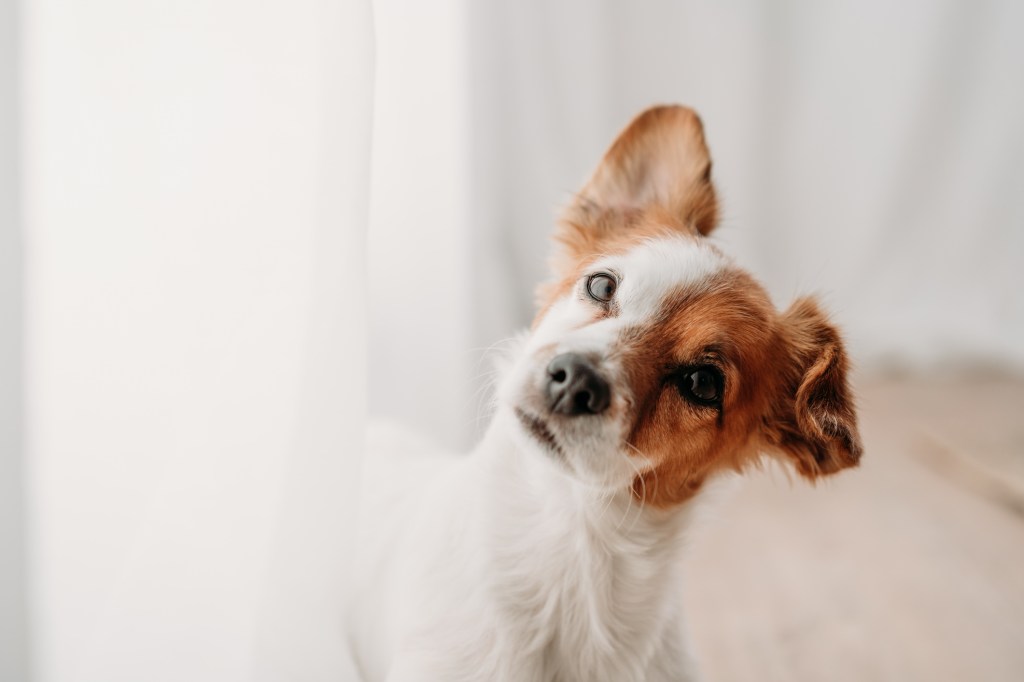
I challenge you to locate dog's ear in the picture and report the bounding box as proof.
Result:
[553,105,718,274]
[766,297,863,480]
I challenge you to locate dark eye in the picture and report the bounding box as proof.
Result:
[676,366,723,406]
[586,273,617,303]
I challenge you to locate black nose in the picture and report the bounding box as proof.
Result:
[546,353,611,416]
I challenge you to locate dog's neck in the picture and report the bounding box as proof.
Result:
[470,410,698,677]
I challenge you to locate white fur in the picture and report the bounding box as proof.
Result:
[349,237,729,682]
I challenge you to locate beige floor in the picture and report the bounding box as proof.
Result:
[684,379,1024,682]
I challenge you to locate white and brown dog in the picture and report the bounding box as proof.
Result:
[350,105,862,682]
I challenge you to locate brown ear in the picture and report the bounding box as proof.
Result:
[553,106,718,275]
[769,297,863,480]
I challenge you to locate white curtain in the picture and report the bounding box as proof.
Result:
[370,0,1024,452]
[23,1,372,680]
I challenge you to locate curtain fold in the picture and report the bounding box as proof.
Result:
[1,0,28,678]
[24,1,373,680]
[253,0,374,679]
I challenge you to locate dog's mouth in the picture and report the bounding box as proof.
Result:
[514,408,564,459]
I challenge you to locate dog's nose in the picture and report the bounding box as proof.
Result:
[546,353,611,416]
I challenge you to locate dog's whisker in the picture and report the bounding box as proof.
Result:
[614,455,643,534]
[619,442,660,536]
[594,485,616,525]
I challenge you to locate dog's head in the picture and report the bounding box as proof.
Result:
[499,105,862,506]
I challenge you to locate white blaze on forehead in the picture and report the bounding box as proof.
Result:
[529,235,729,356]
[599,235,729,322]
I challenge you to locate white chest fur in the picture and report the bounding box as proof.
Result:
[349,412,703,682]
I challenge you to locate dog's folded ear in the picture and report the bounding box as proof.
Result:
[557,106,718,266]
[767,297,863,480]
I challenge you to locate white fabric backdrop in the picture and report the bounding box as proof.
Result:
[370,0,1024,452]
[24,1,372,680]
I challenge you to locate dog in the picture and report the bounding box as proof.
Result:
[349,105,862,682]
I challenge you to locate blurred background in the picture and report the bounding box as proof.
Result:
[3,0,1023,681]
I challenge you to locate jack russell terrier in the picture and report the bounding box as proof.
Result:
[350,105,862,682]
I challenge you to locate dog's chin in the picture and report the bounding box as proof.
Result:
[513,407,566,462]
[509,404,645,492]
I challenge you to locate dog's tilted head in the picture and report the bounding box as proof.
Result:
[499,105,862,506]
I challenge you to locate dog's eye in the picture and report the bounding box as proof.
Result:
[676,366,723,406]
[586,273,617,303]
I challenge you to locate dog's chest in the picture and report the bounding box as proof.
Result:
[481,496,691,681]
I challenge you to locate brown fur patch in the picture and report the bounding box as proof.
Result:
[622,281,862,507]
[622,270,784,507]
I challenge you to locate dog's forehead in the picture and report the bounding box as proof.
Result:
[529,234,733,350]
[596,235,729,318]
